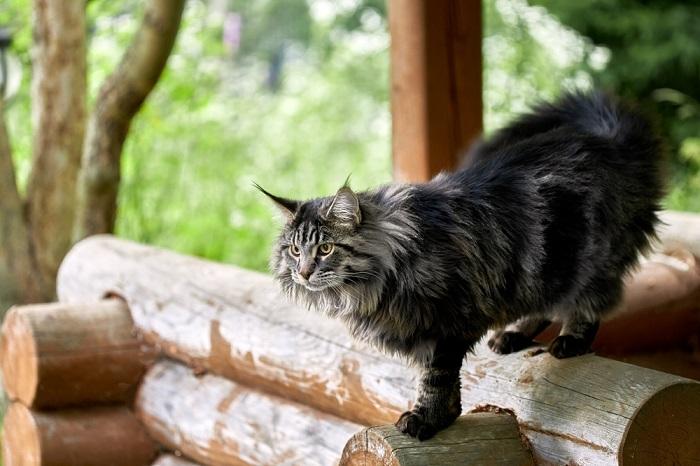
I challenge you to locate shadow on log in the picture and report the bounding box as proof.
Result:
[57,236,700,464]
[340,413,534,465]
[2,403,157,466]
[0,300,153,408]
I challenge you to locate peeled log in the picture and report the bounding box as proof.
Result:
[152,455,201,466]
[137,360,361,466]
[58,237,700,464]
[658,210,700,257]
[0,300,152,408]
[2,403,157,466]
[340,413,534,466]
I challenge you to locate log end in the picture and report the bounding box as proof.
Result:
[2,403,41,466]
[340,413,534,466]
[2,403,157,466]
[621,382,700,465]
[0,307,39,406]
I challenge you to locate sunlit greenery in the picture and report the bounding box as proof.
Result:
[2,0,698,273]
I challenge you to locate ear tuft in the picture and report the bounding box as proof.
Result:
[254,182,298,220]
[325,186,361,226]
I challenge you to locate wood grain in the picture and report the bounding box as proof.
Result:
[57,236,700,464]
[340,413,534,466]
[0,300,153,408]
[138,359,361,466]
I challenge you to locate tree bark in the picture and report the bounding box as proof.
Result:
[74,0,185,239]
[138,360,361,466]
[340,413,534,466]
[26,0,86,299]
[0,101,43,306]
[57,236,700,465]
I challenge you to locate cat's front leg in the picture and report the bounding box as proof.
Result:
[396,338,468,440]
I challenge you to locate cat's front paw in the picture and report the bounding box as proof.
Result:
[395,410,438,440]
[395,408,459,441]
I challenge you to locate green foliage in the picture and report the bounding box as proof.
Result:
[2,0,699,273]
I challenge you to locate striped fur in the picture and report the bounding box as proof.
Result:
[261,91,665,439]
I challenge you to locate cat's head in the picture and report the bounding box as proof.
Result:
[257,183,383,314]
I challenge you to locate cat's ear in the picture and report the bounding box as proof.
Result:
[325,186,361,226]
[254,183,298,220]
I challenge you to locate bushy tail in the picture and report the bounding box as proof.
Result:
[468,91,664,172]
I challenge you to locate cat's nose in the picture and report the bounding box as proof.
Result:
[299,264,315,280]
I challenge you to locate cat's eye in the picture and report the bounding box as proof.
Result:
[318,243,334,255]
[289,245,300,257]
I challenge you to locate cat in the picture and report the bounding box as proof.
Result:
[258,91,665,440]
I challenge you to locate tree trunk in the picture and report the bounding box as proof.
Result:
[0,101,43,307]
[74,0,185,239]
[25,0,87,299]
[57,236,700,465]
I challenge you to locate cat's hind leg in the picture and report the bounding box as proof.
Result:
[548,278,621,358]
[548,316,599,358]
[488,315,551,354]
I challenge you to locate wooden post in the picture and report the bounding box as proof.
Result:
[57,236,700,465]
[2,403,157,466]
[389,0,482,182]
[340,413,534,466]
[137,360,361,466]
[0,300,153,408]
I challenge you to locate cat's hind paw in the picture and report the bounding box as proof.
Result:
[488,331,534,354]
[548,335,593,359]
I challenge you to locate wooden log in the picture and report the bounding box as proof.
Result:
[658,210,700,257]
[389,0,482,182]
[0,300,153,408]
[152,455,201,466]
[340,413,534,466]
[57,236,700,464]
[137,359,361,466]
[2,403,157,466]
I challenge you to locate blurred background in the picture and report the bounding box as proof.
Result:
[1,0,699,291]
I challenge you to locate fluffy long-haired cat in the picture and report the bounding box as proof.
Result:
[258,91,664,440]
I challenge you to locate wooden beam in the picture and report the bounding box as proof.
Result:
[389,0,483,182]
[57,236,700,464]
[340,413,534,465]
